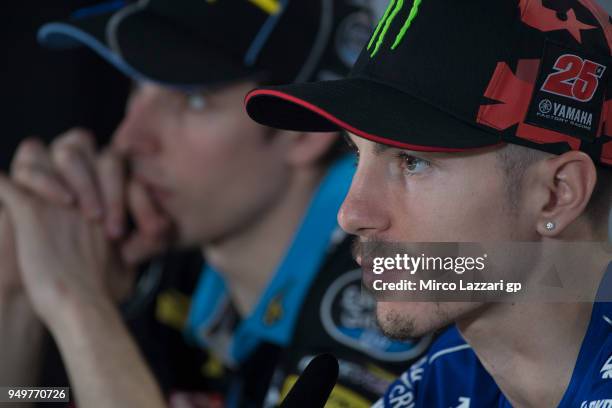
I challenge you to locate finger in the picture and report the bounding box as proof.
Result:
[97,149,127,239]
[123,181,172,265]
[51,128,103,219]
[11,138,74,204]
[120,231,168,266]
[127,180,171,238]
[11,137,47,173]
[52,128,97,158]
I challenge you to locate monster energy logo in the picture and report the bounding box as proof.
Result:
[367,0,423,58]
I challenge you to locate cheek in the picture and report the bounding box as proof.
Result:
[435,189,508,239]
[389,173,512,241]
[174,127,287,211]
[169,143,229,192]
[169,118,263,182]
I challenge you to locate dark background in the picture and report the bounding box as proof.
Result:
[0,0,129,170]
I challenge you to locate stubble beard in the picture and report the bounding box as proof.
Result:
[376,303,419,340]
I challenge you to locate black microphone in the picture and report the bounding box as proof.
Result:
[279,353,339,408]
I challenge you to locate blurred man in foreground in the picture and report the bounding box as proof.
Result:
[0,0,431,407]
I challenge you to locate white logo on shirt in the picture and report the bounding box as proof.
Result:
[600,355,612,379]
[452,397,471,408]
[580,399,612,408]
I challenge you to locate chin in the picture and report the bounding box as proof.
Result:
[375,301,479,339]
[171,221,206,249]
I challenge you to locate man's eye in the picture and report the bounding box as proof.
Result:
[398,152,430,174]
[187,94,207,111]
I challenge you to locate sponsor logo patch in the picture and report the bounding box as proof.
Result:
[525,41,608,142]
[320,269,432,362]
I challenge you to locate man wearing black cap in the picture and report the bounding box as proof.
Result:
[245,0,612,406]
[0,0,433,407]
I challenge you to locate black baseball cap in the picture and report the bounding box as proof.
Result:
[38,0,376,89]
[246,0,612,167]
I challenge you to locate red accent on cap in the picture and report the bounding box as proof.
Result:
[576,0,612,51]
[245,89,501,152]
[519,0,597,44]
[477,61,537,130]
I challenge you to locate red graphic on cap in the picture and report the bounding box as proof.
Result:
[477,61,581,150]
[576,0,612,51]
[519,0,597,44]
[478,61,534,130]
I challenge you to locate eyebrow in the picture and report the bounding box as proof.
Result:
[373,143,391,155]
[343,132,392,156]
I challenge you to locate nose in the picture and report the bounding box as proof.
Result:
[338,170,390,238]
[112,86,162,155]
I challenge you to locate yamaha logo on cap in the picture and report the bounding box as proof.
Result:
[525,41,609,143]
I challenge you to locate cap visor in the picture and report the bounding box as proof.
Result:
[246,78,502,151]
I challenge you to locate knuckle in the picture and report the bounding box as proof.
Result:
[13,138,44,164]
[53,128,96,156]
[11,166,31,186]
[53,145,80,168]
[12,165,33,183]
[19,137,44,152]
[12,164,47,188]
[64,128,96,146]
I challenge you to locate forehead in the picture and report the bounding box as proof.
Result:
[132,79,257,99]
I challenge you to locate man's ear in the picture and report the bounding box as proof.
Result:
[534,151,597,237]
[283,131,339,167]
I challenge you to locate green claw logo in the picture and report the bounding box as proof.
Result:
[367,0,423,58]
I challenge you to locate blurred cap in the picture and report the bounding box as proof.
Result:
[39,0,378,89]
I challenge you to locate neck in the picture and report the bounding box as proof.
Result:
[202,166,325,317]
[456,251,610,408]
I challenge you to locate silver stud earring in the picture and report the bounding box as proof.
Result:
[545,221,556,231]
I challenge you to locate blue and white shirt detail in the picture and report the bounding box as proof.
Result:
[378,261,612,408]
